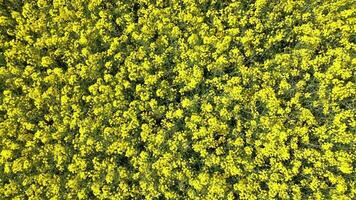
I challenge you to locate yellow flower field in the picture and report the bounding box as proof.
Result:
[0,0,355,199]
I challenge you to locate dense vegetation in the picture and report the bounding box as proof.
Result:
[0,0,355,199]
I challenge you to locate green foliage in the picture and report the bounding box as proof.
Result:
[0,0,355,199]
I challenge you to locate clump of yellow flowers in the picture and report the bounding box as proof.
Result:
[0,0,355,199]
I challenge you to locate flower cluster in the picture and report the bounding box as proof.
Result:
[0,0,355,199]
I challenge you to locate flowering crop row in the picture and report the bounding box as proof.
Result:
[0,0,355,199]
